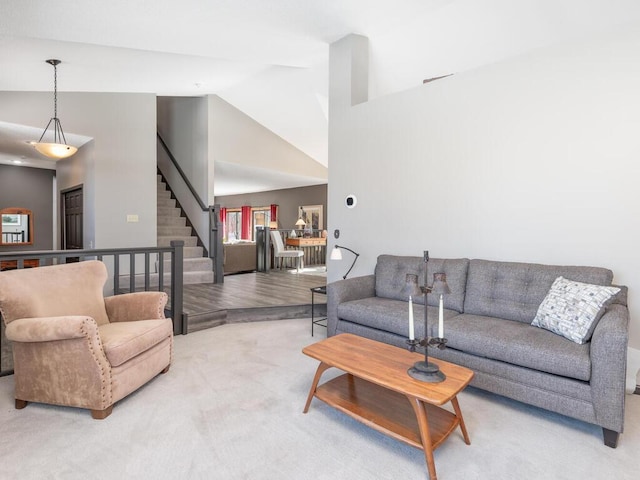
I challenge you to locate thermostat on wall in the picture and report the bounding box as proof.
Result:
[345,194,357,208]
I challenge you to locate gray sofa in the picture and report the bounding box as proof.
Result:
[327,255,629,447]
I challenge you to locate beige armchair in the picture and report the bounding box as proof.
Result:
[0,260,173,419]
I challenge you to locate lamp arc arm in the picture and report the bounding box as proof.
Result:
[335,245,360,279]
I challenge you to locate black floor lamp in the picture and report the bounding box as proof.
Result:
[330,245,360,279]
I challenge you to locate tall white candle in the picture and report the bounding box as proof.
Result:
[438,294,444,338]
[409,295,415,340]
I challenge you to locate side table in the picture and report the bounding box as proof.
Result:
[310,286,327,336]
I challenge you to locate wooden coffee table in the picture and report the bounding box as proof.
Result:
[303,333,474,480]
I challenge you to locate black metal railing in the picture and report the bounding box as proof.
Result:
[0,241,186,376]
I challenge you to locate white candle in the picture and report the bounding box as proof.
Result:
[438,294,444,338]
[409,295,415,340]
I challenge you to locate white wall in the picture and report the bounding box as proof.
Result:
[0,92,157,249]
[57,139,95,249]
[209,95,327,180]
[328,30,640,351]
[157,97,210,203]
[157,96,211,244]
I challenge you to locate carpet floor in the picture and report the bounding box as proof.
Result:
[0,318,638,480]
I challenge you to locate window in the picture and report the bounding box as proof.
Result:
[224,207,271,241]
[225,210,241,242]
[252,208,271,241]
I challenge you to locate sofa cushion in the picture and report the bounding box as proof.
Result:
[531,276,620,344]
[463,259,614,324]
[374,255,469,312]
[444,314,592,381]
[99,318,173,367]
[337,297,460,339]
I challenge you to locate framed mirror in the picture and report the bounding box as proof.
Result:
[1,207,34,245]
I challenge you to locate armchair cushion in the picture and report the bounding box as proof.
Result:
[99,319,172,367]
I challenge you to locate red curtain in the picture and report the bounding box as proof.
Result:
[241,206,252,239]
[219,207,227,238]
[270,204,278,226]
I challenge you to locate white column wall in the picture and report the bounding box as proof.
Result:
[328,30,640,354]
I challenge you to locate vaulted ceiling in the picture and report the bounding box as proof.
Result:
[1,0,639,192]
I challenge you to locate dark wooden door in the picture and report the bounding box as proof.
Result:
[62,187,83,261]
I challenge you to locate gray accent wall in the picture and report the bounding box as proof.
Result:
[216,184,327,232]
[329,31,640,350]
[0,92,157,250]
[0,164,54,252]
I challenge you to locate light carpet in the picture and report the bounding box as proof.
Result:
[0,318,638,480]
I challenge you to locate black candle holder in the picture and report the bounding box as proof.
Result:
[404,251,451,383]
[406,336,447,383]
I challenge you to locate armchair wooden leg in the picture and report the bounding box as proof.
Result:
[15,399,28,410]
[161,365,170,374]
[91,405,113,420]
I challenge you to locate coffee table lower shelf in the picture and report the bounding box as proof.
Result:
[314,373,461,451]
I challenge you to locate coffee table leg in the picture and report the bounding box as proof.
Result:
[303,361,332,413]
[451,396,471,445]
[407,396,438,480]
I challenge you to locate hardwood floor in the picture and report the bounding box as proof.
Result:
[177,268,327,332]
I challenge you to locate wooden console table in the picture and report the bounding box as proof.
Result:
[285,237,326,265]
[303,334,474,480]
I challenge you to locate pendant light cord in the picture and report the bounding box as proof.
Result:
[53,61,58,120]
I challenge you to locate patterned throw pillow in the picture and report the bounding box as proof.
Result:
[531,276,620,344]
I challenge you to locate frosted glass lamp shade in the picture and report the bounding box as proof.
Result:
[33,142,78,159]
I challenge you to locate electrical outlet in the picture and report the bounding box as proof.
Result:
[127,214,139,223]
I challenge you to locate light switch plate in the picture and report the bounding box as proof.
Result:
[127,214,139,223]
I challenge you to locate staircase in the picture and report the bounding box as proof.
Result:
[157,175,214,285]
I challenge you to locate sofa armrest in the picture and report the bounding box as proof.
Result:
[589,303,629,432]
[5,315,100,343]
[327,274,376,336]
[104,292,168,323]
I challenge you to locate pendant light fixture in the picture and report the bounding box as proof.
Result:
[32,59,78,159]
